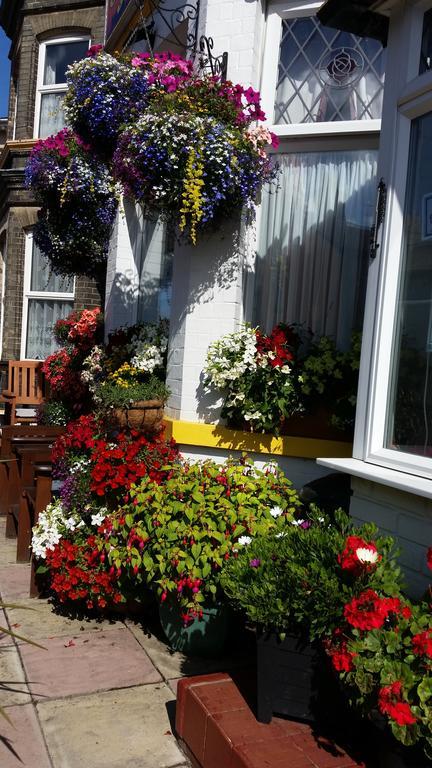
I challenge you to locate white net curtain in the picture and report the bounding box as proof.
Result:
[253,150,378,349]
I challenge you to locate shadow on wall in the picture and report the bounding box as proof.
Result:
[105,271,161,330]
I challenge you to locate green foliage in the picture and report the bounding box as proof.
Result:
[96,377,170,409]
[220,508,402,641]
[102,457,301,618]
[341,601,432,756]
[299,332,361,431]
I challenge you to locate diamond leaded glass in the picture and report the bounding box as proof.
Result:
[274,17,385,124]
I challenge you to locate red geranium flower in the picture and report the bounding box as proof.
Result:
[343,589,400,631]
[378,682,416,726]
[324,630,356,672]
[412,629,432,658]
[338,535,380,574]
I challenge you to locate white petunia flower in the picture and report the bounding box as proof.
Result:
[238,535,252,546]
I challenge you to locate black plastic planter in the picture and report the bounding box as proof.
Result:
[257,633,340,723]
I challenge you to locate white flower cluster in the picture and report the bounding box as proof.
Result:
[204,325,258,390]
[31,500,84,560]
[127,321,168,374]
[81,345,106,394]
[68,456,91,475]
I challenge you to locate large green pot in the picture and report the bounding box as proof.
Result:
[159,601,229,657]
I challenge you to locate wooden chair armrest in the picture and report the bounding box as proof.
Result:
[0,390,16,401]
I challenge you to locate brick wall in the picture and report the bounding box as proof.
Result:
[0,0,105,360]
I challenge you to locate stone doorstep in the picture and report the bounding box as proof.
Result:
[175,673,366,768]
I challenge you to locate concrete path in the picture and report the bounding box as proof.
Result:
[0,520,236,768]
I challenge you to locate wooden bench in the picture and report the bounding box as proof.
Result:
[0,360,48,425]
[17,463,53,563]
[0,425,63,517]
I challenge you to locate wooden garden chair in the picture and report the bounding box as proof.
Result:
[0,360,48,426]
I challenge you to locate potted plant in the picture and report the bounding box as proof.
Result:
[326,547,432,766]
[94,320,170,434]
[221,509,404,723]
[100,457,301,655]
[97,377,169,433]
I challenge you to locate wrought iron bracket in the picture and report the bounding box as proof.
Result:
[369,178,387,259]
[131,0,229,80]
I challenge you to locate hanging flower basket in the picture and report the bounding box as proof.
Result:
[113,112,277,244]
[64,46,150,153]
[25,129,118,279]
[110,399,165,434]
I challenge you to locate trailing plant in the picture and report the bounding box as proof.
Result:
[64,46,150,152]
[25,129,118,279]
[100,458,300,622]
[221,508,403,641]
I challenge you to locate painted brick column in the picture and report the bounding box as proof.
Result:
[104,200,141,335]
[166,217,248,422]
[165,0,266,422]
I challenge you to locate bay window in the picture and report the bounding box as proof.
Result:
[253,2,384,348]
[35,37,89,138]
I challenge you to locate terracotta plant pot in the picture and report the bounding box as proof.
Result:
[111,400,164,434]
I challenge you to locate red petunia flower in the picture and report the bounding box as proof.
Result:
[378,682,416,726]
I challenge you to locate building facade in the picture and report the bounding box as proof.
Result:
[0,0,105,362]
[103,0,386,487]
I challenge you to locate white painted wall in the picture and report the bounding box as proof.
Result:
[350,478,432,598]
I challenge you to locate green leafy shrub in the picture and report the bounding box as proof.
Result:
[101,458,301,621]
[220,509,403,641]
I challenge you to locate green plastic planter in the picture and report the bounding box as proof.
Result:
[159,601,229,657]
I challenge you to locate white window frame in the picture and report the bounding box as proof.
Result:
[21,232,75,360]
[351,0,432,481]
[34,35,90,138]
[261,1,383,142]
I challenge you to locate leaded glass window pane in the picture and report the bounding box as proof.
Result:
[274,17,385,124]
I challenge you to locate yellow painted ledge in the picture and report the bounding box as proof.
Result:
[163,417,352,460]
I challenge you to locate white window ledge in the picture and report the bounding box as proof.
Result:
[316,457,432,500]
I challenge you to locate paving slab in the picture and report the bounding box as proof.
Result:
[126,621,237,681]
[0,703,51,768]
[4,598,123,643]
[0,645,31,706]
[38,683,190,768]
[20,625,162,700]
[0,564,31,600]
[0,609,14,646]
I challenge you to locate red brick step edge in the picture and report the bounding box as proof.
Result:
[176,672,366,768]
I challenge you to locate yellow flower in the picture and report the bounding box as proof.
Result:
[179,146,204,245]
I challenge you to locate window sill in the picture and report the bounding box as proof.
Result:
[316,457,432,500]
[164,417,352,460]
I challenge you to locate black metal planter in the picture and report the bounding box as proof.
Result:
[256,632,340,724]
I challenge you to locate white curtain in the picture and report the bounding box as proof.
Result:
[253,150,377,349]
[39,93,66,138]
[26,299,74,360]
